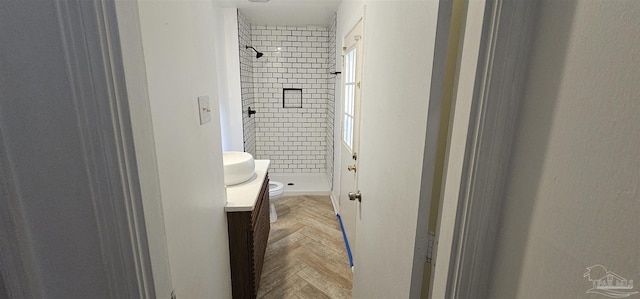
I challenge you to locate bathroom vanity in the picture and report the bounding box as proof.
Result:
[225,160,270,298]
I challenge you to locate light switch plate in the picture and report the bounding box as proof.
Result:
[198,95,211,125]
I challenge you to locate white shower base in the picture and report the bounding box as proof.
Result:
[268,173,331,196]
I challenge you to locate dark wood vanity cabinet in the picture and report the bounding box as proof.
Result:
[226,175,270,299]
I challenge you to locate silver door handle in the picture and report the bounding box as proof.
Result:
[348,191,362,202]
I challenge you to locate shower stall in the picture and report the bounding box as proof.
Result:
[237,11,338,195]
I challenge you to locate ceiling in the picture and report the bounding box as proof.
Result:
[217,0,342,26]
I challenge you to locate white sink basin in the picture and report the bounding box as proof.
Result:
[222,151,255,186]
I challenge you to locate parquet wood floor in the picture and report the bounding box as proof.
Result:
[257,195,352,299]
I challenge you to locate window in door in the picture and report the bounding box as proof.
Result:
[343,47,357,150]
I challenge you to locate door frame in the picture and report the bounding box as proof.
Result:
[407,0,454,296]
[431,0,539,297]
[113,0,174,297]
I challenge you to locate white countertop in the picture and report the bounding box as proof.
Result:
[224,160,270,212]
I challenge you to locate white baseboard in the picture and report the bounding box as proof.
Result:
[330,194,339,215]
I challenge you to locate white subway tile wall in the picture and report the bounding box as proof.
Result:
[251,24,333,174]
[238,12,256,157]
[326,16,336,187]
[239,15,336,177]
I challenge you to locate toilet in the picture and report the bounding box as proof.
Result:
[268,181,284,223]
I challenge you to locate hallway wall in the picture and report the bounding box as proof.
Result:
[136,1,232,297]
[488,1,640,297]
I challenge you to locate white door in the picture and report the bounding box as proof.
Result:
[339,20,364,267]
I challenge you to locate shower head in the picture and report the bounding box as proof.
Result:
[246,45,264,59]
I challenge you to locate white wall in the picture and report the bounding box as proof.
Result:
[219,8,245,152]
[136,1,232,298]
[335,0,440,297]
[488,1,640,297]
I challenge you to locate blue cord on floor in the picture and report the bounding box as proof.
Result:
[336,213,354,268]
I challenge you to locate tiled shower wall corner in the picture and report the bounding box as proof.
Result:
[250,24,334,174]
[238,12,256,157]
[326,16,337,187]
